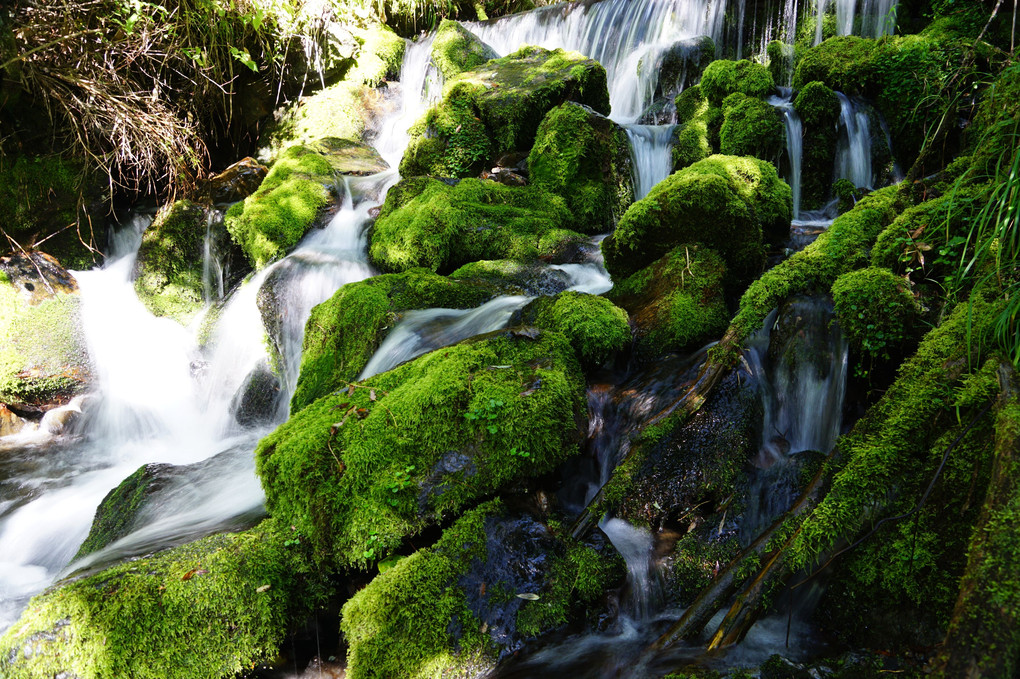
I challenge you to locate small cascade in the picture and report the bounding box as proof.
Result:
[624,124,678,200]
[768,90,803,219]
[599,518,661,620]
[816,0,898,44]
[835,91,873,190]
[374,35,438,169]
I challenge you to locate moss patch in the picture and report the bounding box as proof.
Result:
[133,200,207,324]
[0,519,327,679]
[672,85,717,171]
[793,81,841,210]
[700,59,775,104]
[430,20,497,82]
[609,244,730,356]
[528,102,634,234]
[369,177,583,274]
[256,327,585,569]
[831,266,918,368]
[521,291,631,368]
[291,269,497,413]
[719,93,785,165]
[602,155,791,282]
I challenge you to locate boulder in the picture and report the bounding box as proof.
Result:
[0,252,90,413]
[430,19,498,82]
[719,93,786,165]
[133,200,208,324]
[400,46,610,178]
[207,157,269,203]
[515,291,631,369]
[793,81,841,210]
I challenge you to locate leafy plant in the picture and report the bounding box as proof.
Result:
[464,398,504,435]
[385,464,416,506]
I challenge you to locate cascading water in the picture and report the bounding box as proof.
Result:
[625,125,678,200]
[769,89,804,219]
[835,91,874,190]
[816,0,899,44]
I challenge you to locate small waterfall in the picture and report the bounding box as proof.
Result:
[599,518,661,620]
[624,124,677,199]
[769,90,803,219]
[816,0,898,43]
[374,35,438,169]
[835,92,873,190]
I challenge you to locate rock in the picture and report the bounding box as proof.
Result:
[430,19,498,82]
[230,359,283,428]
[671,85,718,170]
[207,157,268,203]
[340,500,624,679]
[0,519,327,679]
[794,81,841,210]
[608,244,730,357]
[515,291,631,368]
[528,102,634,234]
[307,137,390,176]
[601,154,792,282]
[38,394,87,436]
[449,259,576,297]
[0,403,28,436]
[289,269,496,413]
[132,200,207,324]
[700,58,776,104]
[369,176,587,274]
[400,46,610,179]
[720,92,786,165]
[256,326,586,568]
[637,35,715,122]
[224,145,346,269]
[0,252,91,412]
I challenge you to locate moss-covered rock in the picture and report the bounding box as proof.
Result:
[290,269,497,413]
[602,155,792,282]
[449,259,575,296]
[256,326,585,568]
[700,59,776,104]
[518,291,631,368]
[831,266,918,368]
[654,36,715,101]
[767,40,795,86]
[0,253,90,411]
[672,85,717,171]
[719,93,785,164]
[225,144,344,269]
[794,81,841,210]
[0,154,102,271]
[400,46,610,178]
[0,519,326,679]
[608,244,729,356]
[430,19,497,82]
[132,200,208,324]
[348,23,406,87]
[528,102,634,233]
[369,176,585,273]
[340,499,623,679]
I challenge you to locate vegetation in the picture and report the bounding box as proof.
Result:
[522,291,632,368]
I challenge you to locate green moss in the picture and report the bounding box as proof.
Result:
[794,80,841,208]
[430,20,497,81]
[74,464,165,559]
[528,102,634,234]
[831,266,919,370]
[673,85,722,172]
[401,46,610,178]
[700,59,775,104]
[0,519,327,679]
[262,82,375,156]
[609,244,729,356]
[347,23,406,87]
[603,154,791,282]
[0,283,90,407]
[732,183,904,340]
[133,200,207,324]
[369,177,581,273]
[291,269,496,412]
[719,93,785,164]
[224,145,338,269]
[668,531,741,606]
[256,327,585,568]
[524,291,631,367]
[767,40,795,85]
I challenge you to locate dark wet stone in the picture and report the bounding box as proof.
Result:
[231,359,283,428]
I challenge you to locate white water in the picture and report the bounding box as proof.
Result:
[816,0,898,44]
[835,91,873,190]
[769,90,803,219]
[599,518,660,621]
[625,124,678,200]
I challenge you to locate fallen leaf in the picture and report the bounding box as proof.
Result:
[348,385,356,396]
[516,592,540,601]
[182,568,208,581]
[256,584,271,593]
[356,408,370,419]
[370,389,376,401]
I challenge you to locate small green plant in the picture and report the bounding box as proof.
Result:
[385,465,416,507]
[363,531,380,561]
[508,447,532,460]
[464,398,504,434]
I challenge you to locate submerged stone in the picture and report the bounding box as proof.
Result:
[400,46,610,178]
[256,327,586,569]
[0,253,90,412]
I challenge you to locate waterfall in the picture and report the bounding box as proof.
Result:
[815,0,898,44]
[599,518,661,620]
[769,90,803,219]
[625,124,678,200]
[835,91,873,189]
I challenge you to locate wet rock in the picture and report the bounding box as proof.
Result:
[207,157,268,203]
[431,19,498,81]
[450,259,574,296]
[231,360,283,428]
[308,137,390,176]
[0,253,91,412]
[516,292,631,369]
[132,200,207,324]
[0,403,28,436]
[767,295,842,382]
[637,35,715,121]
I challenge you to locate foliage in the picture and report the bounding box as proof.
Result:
[719,93,785,165]
[430,19,497,82]
[831,266,919,372]
[699,59,775,104]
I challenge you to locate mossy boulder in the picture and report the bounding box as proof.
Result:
[0,154,102,271]
[369,177,585,274]
[602,155,792,282]
[225,144,345,269]
[700,59,776,104]
[132,200,208,324]
[672,85,717,171]
[290,269,497,412]
[767,40,795,86]
[608,244,730,356]
[831,266,918,367]
[653,36,715,101]
[528,102,634,233]
[794,81,841,210]
[400,46,610,178]
[256,326,586,568]
[341,500,623,679]
[719,93,785,164]
[0,253,90,412]
[517,291,631,368]
[0,519,326,679]
[430,19,497,81]
[348,23,406,87]
[449,259,577,296]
